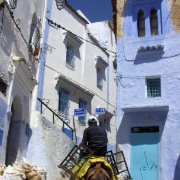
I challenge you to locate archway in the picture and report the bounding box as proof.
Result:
[6,96,22,165]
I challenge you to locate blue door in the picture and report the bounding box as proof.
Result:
[131,126,159,180]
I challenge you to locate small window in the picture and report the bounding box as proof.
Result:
[95,56,108,89]
[97,67,103,88]
[59,88,70,116]
[147,78,161,98]
[63,31,83,70]
[66,45,75,69]
[150,9,158,35]
[0,78,7,96]
[137,10,145,37]
[78,98,87,124]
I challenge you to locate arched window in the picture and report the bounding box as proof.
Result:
[137,10,145,37]
[150,9,158,35]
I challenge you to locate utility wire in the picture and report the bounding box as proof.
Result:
[3,0,29,46]
[41,58,116,109]
[46,17,116,55]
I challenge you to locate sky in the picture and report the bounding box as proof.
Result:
[66,0,113,23]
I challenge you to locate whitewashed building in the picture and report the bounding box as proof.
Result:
[0,0,45,165]
[37,1,117,151]
[0,0,116,178]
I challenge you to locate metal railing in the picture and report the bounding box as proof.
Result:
[37,98,74,140]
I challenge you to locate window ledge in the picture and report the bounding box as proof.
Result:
[55,74,95,98]
[95,56,109,69]
[138,44,164,51]
[121,105,169,113]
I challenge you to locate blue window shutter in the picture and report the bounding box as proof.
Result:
[59,88,69,116]
[78,98,87,124]
[97,69,103,87]
[66,47,75,68]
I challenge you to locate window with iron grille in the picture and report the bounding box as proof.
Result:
[78,98,87,124]
[66,46,75,69]
[59,88,70,116]
[147,78,161,98]
[97,67,103,88]
[0,78,7,96]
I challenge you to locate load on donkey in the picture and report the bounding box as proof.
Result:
[58,143,132,180]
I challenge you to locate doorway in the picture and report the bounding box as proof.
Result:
[130,126,159,180]
[6,96,22,165]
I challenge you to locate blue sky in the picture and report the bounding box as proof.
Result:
[66,0,112,22]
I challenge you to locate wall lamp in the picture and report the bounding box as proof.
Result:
[55,0,65,10]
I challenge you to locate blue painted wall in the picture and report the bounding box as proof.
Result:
[0,98,8,146]
[116,0,180,179]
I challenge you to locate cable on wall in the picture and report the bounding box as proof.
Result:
[46,17,116,55]
[41,60,116,109]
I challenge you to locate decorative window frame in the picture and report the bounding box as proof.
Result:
[95,56,109,89]
[55,74,94,124]
[63,31,83,70]
[132,2,162,37]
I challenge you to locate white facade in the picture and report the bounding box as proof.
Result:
[0,0,116,178]
[37,1,117,151]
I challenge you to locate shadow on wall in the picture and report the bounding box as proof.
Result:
[174,155,180,180]
[25,123,32,148]
[6,96,22,165]
[134,49,164,65]
[117,110,168,145]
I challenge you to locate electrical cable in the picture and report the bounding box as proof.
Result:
[3,0,29,46]
[40,56,116,109]
[46,17,116,55]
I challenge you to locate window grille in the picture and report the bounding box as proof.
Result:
[147,78,161,98]
[66,46,75,69]
[0,78,7,96]
[131,126,159,133]
[59,88,70,116]
[97,68,103,88]
[78,98,87,124]
[137,10,145,37]
[150,9,158,35]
